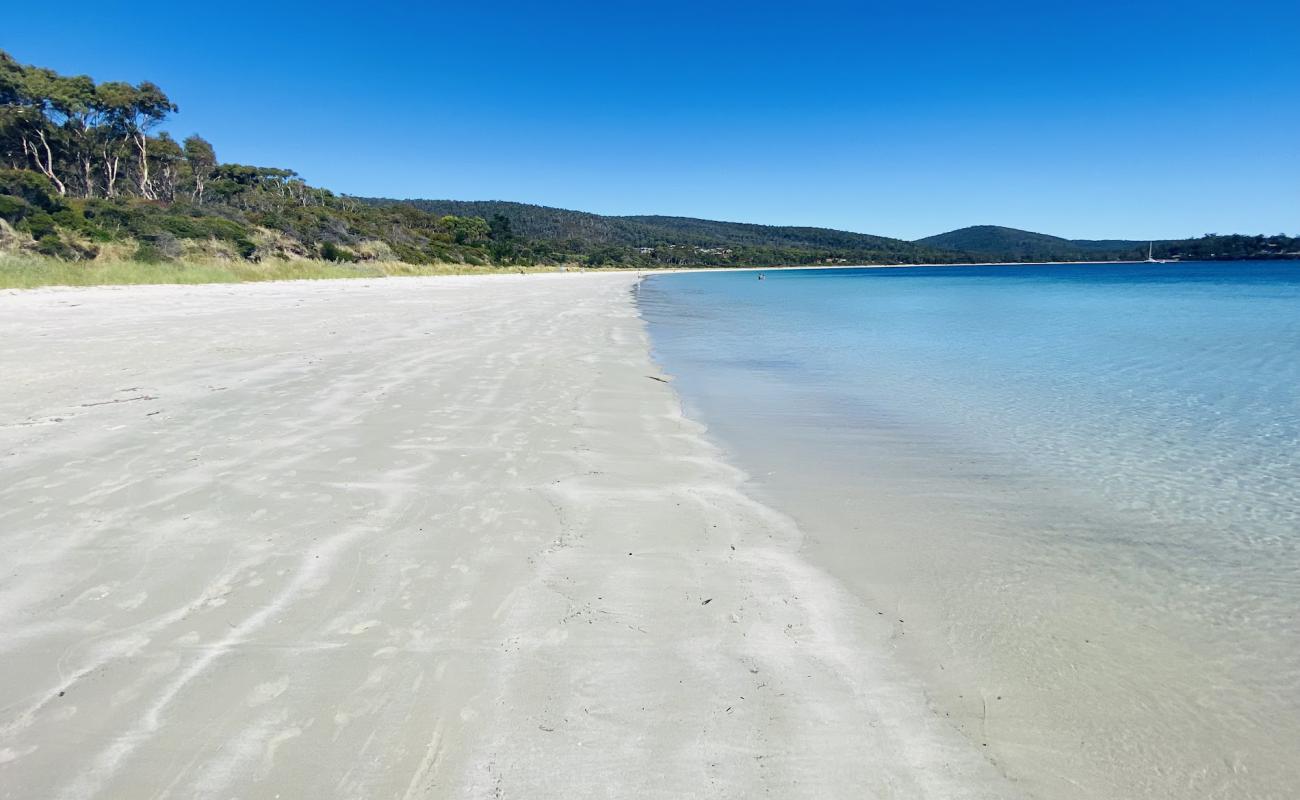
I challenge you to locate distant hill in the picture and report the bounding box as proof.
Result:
[365,205,1299,266]
[916,225,1145,262]
[918,225,1074,254]
[916,226,1300,263]
[365,199,964,266]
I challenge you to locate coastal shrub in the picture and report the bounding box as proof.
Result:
[319,241,354,262]
[34,234,96,260]
[20,212,58,240]
[133,241,165,263]
[158,213,249,243]
[585,245,625,266]
[82,200,157,238]
[35,236,61,258]
[81,223,116,243]
[390,242,432,265]
[156,214,208,239]
[51,206,90,233]
[353,240,395,262]
[0,195,32,222]
[153,233,185,260]
[0,169,63,211]
[210,218,252,242]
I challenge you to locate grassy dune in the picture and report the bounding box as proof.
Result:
[0,254,566,290]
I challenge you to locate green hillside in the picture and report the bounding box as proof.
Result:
[917,225,1299,263]
[916,225,1143,261]
[365,199,961,266]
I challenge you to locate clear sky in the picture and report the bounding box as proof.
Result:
[5,0,1298,240]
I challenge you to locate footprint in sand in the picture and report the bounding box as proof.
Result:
[248,678,290,707]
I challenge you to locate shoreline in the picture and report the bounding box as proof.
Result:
[645,258,1162,275]
[0,274,1019,798]
[1,255,1210,293]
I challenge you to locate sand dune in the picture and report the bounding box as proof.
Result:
[0,274,1018,798]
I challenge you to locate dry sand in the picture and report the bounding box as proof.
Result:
[0,274,1021,799]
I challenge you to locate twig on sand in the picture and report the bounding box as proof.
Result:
[80,394,156,408]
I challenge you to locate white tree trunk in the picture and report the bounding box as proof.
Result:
[81,156,96,198]
[103,151,120,197]
[134,133,156,200]
[23,130,68,196]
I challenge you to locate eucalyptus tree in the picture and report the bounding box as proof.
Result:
[29,70,101,197]
[149,131,184,201]
[439,215,491,244]
[90,80,176,198]
[182,134,215,203]
[125,82,176,199]
[2,51,102,197]
[0,52,32,169]
[90,81,133,196]
[1,60,70,195]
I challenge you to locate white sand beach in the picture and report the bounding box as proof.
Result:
[0,274,1019,799]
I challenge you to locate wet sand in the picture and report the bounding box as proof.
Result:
[0,274,1017,799]
[636,264,1300,800]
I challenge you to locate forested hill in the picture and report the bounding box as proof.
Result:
[917,225,1144,261]
[366,200,641,244]
[622,215,911,252]
[918,225,1300,262]
[375,198,917,252]
[363,199,957,266]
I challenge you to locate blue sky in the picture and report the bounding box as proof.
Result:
[5,0,1298,239]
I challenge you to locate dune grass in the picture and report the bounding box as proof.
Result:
[0,254,567,290]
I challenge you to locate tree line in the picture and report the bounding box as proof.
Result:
[1,50,206,201]
[0,49,522,264]
[3,48,1295,269]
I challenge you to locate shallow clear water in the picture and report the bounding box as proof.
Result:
[639,262,1300,799]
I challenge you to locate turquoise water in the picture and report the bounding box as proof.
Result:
[639,262,1300,799]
